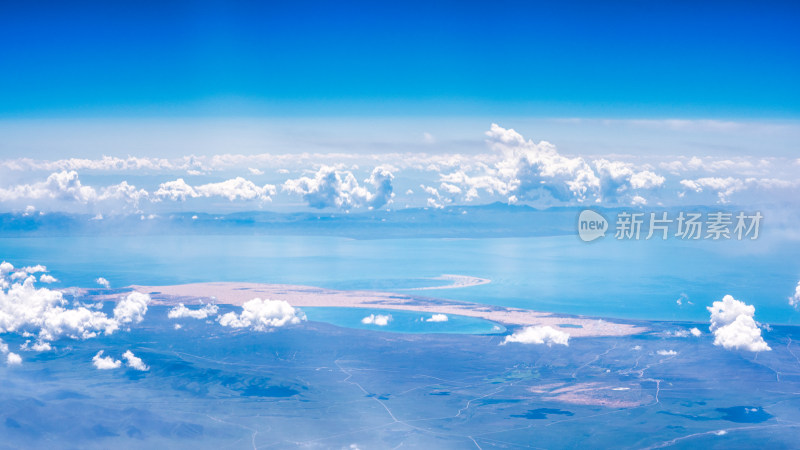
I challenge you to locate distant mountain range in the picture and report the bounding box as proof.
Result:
[0,202,761,239]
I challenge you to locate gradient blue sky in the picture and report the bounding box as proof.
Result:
[1,0,798,118]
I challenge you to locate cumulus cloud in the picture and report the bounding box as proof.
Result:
[21,265,47,274]
[217,298,305,331]
[0,171,96,203]
[21,339,52,352]
[790,281,800,309]
[92,350,121,370]
[707,295,770,352]
[113,292,150,325]
[0,263,151,349]
[657,349,678,356]
[154,178,196,201]
[501,325,570,346]
[194,177,276,201]
[154,177,275,202]
[168,303,219,320]
[436,125,666,205]
[690,327,702,337]
[425,314,448,322]
[122,350,149,371]
[361,314,392,326]
[283,166,394,210]
[0,273,119,342]
[39,274,58,283]
[0,171,149,210]
[7,352,22,366]
[0,338,22,365]
[98,181,149,207]
[594,159,664,202]
[95,277,110,288]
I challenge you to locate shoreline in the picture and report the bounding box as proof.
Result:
[402,274,492,291]
[121,282,648,338]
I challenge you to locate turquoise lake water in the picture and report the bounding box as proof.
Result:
[302,307,505,334]
[1,233,799,325]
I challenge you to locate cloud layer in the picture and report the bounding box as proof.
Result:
[1,123,798,214]
[2,122,799,214]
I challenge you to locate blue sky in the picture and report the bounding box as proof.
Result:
[1,0,798,118]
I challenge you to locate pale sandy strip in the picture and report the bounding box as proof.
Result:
[119,282,646,338]
[404,274,491,291]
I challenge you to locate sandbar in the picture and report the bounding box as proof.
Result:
[124,281,647,338]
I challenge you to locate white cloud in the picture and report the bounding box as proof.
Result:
[21,339,52,352]
[194,177,276,201]
[0,172,148,211]
[154,178,196,201]
[680,176,797,204]
[218,298,305,331]
[790,281,800,309]
[425,314,448,322]
[690,327,702,337]
[6,352,22,366]
[122,350,149,371]
[155,177,276,202]
[39,274,58,284]
[0,171,96,203]
[0,273,120,342]
[657,349,678,356]
[95,277,110,288]
[707,295,770,352]
[361,314,392,326]
[594,159,664,201]
[21,265,47,274]
[2,155,175,173]
[92,350,121,370]
[168,303,219,320]
[665,329,690,338]
[437,125,667,205]
[98,181,149,207]
[660,156,772,176]
[282,166,394,210]
[0,262,14,274]
[488,124,599,202]
[0,337,20,365]
[501,325,570,347]
[248,168,264,175]
[113,292,150,325]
